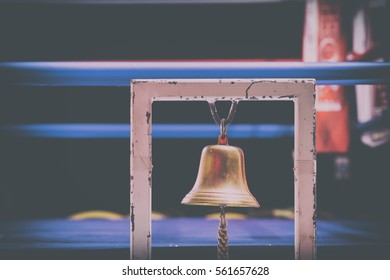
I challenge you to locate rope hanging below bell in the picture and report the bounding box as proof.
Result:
[217,205,229,260]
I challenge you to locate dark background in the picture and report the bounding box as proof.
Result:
[0,2,304,61]
[0,1,389,220]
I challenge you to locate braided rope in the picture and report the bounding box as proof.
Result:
[217,205,229,260]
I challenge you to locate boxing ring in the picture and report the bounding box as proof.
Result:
[1,61,389,86]
[1,61,390,260]
[1,218,390,260]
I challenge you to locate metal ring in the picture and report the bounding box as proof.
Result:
[220,118,227,137]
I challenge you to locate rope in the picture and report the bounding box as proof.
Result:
[217,205,229,260]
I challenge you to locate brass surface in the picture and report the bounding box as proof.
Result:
[182,145,260,207]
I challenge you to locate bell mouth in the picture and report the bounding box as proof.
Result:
[181,191,260,208]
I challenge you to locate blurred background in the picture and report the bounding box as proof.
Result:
[0,0,389,259]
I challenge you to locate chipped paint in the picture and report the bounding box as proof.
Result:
[130,204,135,232]
[131,79,316,260]
[146,231,151,258]
[146,111,151,124]
[278,95,295,99]
[131,92,135,109]
[245,81,260,99]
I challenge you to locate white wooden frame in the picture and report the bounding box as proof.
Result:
[130,79,317,260]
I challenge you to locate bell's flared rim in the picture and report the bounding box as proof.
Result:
[181,191,260,208]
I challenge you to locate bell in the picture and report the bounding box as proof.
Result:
[182,144,260,207]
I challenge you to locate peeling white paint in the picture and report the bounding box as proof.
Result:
[130,79,316,260]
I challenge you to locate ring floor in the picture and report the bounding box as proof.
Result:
[1,218,389,260]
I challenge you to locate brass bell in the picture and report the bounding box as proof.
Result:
[181,144,260,208]
[182,101,259,260]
